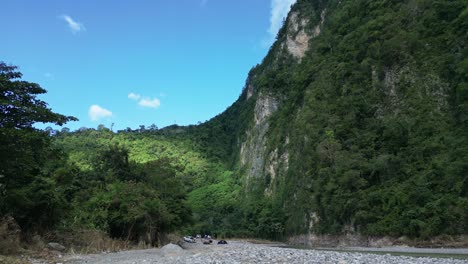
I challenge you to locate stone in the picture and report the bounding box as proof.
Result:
[47,242,66,252]
[160,243,183,256]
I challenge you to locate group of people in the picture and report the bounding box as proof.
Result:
[201,234,213,244]
[184,234,227,245]
[197,234,211,239]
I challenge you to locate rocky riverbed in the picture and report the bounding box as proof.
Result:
[60,240,468,264]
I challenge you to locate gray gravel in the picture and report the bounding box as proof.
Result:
[342,246,468,255]
[64,240,468,264]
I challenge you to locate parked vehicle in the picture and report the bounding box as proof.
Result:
[183,236,196,243]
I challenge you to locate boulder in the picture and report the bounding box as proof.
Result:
[48,242,66,252]
[160,243,183,256]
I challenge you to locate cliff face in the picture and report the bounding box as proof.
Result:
[238,1,325,194]
[205,0,467,240]
[240,93,278,186]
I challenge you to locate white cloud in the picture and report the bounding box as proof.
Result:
[60,15,86,34]
[138,97,161,108]
[128,92,161,109]
[88,105,112,121]
[128,92,141,100]
[263,0,296,47]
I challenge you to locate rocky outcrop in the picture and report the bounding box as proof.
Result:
[240,93,279,186]
[240,8,327,190]
[246,83,255,100]
[285,9,326,60]
[376,65,449,117]
[264,139,289,196]
[285,12,310,59]
[253,94,279,125]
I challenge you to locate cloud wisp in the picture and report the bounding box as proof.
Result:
[138,98,161,108]
[89,105,112,121]
[60,15,86,34]
[263,0,296,47]
[128,92,141,100]
[128,92,161,109]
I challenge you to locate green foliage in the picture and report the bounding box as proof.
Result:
[187,171,240,237]
[76,181,174,244]
[0,62,77,233]
[0,62,77,129]
[60,143,192,245]
[258,0,468,238]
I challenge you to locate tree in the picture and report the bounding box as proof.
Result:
[0,62,77,129]
[61,127,71,134]
[0,62,77,232]
[93,144,133,182]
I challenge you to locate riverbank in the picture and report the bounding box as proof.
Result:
[60,239,468,264]
[288,234,468,248]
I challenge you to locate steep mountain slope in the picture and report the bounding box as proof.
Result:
[199,0,467,242]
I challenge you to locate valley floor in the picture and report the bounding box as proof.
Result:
[51,240,468,264]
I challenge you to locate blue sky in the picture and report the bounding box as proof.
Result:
[1,0,295,131]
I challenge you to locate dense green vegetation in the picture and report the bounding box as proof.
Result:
[1,0,467,249]
[0,63,192,246]
[0,62,77,233]
[53,124,285,240]
[245,0,468,238]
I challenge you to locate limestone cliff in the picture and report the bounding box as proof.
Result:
[238,1,327,194]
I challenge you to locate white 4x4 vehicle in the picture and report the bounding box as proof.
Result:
[183,236,196,243]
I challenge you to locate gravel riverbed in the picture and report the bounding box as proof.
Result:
[63,240,468,264]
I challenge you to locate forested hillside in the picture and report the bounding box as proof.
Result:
[226,0,468,240]
[189,0,468,240]
[1,0,467,251]
[238,1,468,238]
[52,123,284,240]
